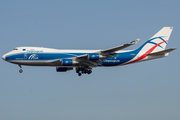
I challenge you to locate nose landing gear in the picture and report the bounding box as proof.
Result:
[19,69,23,73]
[18,65,23,73]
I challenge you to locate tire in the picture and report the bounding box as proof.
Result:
[78,73,82,76]
[19,69,23,73]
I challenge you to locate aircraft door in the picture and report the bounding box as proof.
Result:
[24,53,27,59]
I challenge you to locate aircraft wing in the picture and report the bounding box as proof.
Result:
[75,38,140,67]
[76,54,102,67]
[48,38,140,67]
[101,38,140,54]
[80,60,102,67]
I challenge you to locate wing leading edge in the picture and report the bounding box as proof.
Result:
[101,38,140,54]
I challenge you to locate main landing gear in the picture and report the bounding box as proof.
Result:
[76,67,92,76]
[18,65,23,73]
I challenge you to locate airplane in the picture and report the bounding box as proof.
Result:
[2,27,176,76]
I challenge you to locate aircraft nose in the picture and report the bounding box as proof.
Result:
[2,54,6,60]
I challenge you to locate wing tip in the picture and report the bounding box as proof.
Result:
[131,38,140,44]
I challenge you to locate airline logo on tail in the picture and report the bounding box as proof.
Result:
[123,27,173,65]
[141,27,173,52]
[146,37,168,49]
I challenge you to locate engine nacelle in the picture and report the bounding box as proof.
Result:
[88,53,100,60]
[88,53,106,60]
[61,59,78,66]
[56,67,73,72]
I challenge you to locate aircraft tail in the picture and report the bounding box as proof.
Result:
[123,27,174,65]
[137,27,173,54]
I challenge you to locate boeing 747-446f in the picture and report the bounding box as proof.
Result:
[2,27,176,76]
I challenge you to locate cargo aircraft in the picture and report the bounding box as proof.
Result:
[2,27,176,76]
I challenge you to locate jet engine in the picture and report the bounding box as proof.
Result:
[60,59,78,66]
[88,53,106,60]
[56,67,73,72]
[88,53,100,60]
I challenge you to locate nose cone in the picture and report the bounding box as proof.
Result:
[2,54,6,60]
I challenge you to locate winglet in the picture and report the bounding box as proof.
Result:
[130,38,140,45]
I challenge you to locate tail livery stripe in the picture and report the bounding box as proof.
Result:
[124,40,168,65]
[147,37,168,49]
[122,27,173,65]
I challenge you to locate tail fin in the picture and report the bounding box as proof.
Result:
[123,27,174,65]
[138,27,173,54]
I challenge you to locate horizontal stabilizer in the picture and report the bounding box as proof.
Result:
[146,48,176,56]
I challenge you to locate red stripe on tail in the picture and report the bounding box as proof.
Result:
[123,40,168,65]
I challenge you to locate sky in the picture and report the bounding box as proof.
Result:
[0,0,180,120]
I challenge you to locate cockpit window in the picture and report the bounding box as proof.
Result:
[13,48,18,50]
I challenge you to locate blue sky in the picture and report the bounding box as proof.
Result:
[0,0,180,120]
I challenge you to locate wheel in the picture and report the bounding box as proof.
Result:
[19,69,23,73]
[85,70,88,74]
[78,73,82,76]
[88,70,92,74]
[76,70,79,73]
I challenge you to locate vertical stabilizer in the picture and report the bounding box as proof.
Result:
[123,27,174,65]
[138,27,173,53]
